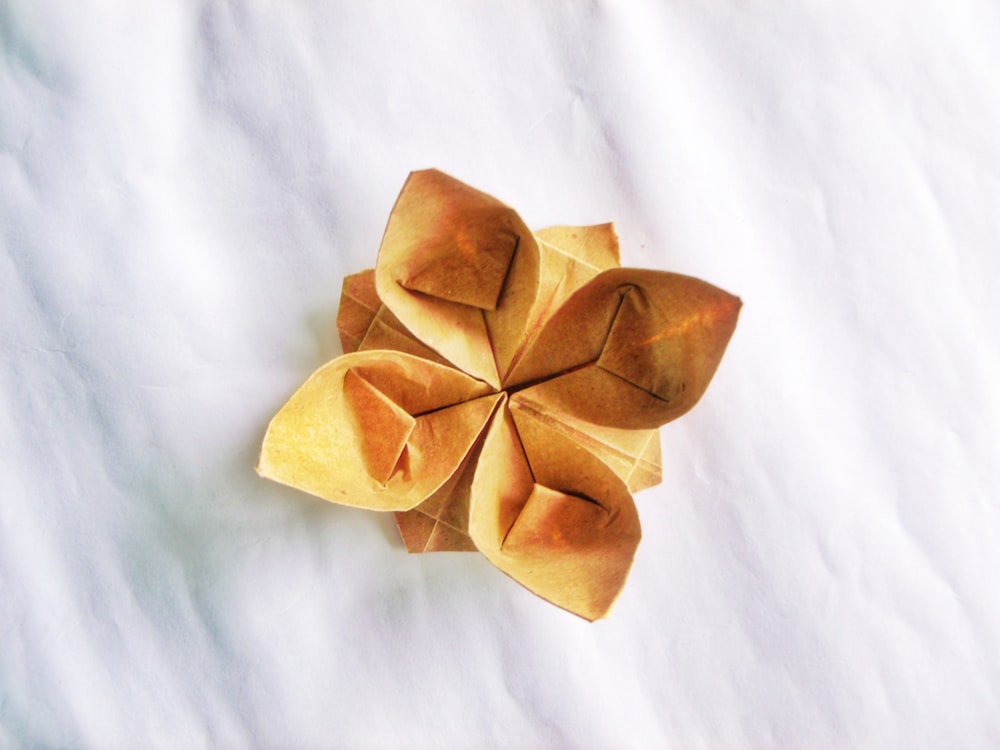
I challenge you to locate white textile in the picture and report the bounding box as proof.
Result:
[2,2,999,747]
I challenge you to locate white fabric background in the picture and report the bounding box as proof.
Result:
[3,2,999,748]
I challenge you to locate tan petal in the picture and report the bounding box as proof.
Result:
[258,350,500,511]
[506,268,741,429]
[469,400,641,621]
[375,169,539,387]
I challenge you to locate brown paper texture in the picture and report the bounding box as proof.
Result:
[259,169,741,620]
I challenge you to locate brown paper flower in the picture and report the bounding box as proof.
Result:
[258,169,741,620]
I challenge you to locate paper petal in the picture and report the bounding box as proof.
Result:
[258,351,499,511]
[469,400,641,621]
[375,169,540,388]
[506,268,741,429]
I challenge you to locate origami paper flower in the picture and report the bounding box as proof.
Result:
[258,170,741,620]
